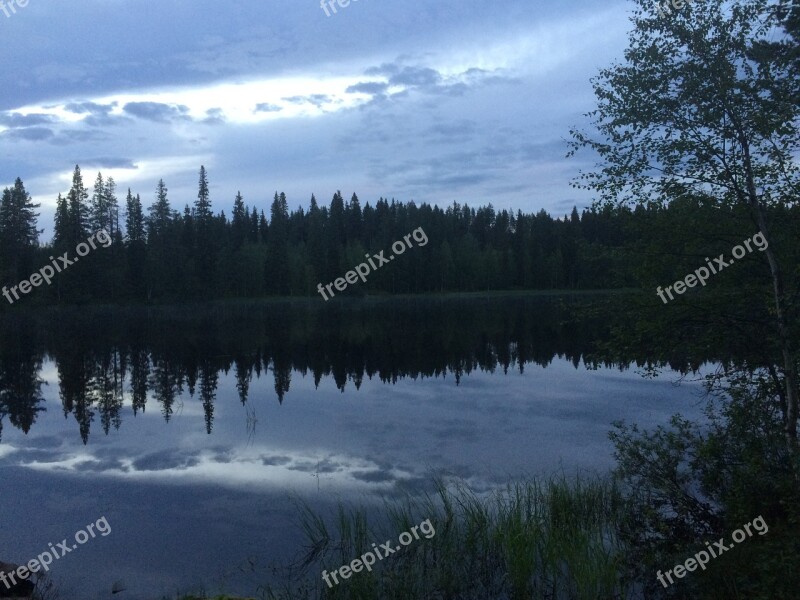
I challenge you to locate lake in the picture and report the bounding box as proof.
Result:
[0,295,710,599]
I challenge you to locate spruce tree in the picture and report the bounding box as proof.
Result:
[195,165,212,223]
[0,178,40,282]
[67,165,89,243]
[124,189,145,244]
[91,172,108,233]
[231,192,247,248]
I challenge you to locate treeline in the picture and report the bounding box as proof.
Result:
[2,164,794,304]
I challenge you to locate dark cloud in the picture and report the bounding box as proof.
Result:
[260,454,292,466]
[351,470,394,483]
[2,127,54,141]
[50,128,110,146]
[0,113,57,127]
[364,63,444,91]
[15,447,65,463]
[346,82,389,95]
[254,103,282,113]
[132,449,201,471]
[287,458,341,474]
[360,63,519,101]
[123,102,191,123]
[203,107,226,124]
[64,101,116,116]
[389,66,441,88]
[75,457,129,473]
[282,94,332,108]
[364,62,399,77]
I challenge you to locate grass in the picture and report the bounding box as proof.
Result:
[260,475,631,600]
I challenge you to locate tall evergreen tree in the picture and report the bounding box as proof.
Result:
[264,192,290,295]
[53,193,70,249]
[0,178,40,283]
[195,165,212,223]
[105,177,119,239]
[231,192,247,248]
[147,179,172,240]
[124,189,145,244]
[248,206,259,243]
[67,165,90,243]
[91,172,109,233]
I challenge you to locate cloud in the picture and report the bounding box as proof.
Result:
[123,102,191,123]
[75,457,130,473]
[389,66,442,88]
[1,127,55,141]
[254,102,282,113]
[64,102,116,116]
[282,94,333,108]
[132,449,201,471]
[351,469,395,483]
[0,113,57,128]
[203,107,226,124]
[260,454,292,466]
[346,81,389,95]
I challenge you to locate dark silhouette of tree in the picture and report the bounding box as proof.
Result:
[0,178,40,286]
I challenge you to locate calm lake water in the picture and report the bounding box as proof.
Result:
[0,295,710,599]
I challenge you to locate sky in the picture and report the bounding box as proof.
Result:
[0,0,633,240]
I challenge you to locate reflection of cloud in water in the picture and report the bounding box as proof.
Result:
[5,443,435,495]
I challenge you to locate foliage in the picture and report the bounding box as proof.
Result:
[610,376,800,599]
[265,476,629,600]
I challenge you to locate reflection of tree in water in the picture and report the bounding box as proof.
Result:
[0,297,726,442]
[0,321,46,441]
[199,361,218,434]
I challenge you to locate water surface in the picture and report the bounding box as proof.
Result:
[0,296,710,599]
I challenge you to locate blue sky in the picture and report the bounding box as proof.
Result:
[0,0,632,238]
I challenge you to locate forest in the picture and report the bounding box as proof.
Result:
[3,164,796,305]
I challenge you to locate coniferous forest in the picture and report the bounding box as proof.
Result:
[4,163,797,306]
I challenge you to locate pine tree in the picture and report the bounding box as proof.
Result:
[91,172,108,233]
[264,192,290,295]
[195,166,212,223]
[124,190,147,299]
[0,178,40,248]
[0,178,40,282]
[147,179,172,240]
[125,189,145,244]
[248,207,259,243]
[105,177,119,239]
[53,193,70,249]
[67,165,89,243]
[231,192,247,248]
[259,211,268,242]
[347,192,362,242]
[193,166,215,292]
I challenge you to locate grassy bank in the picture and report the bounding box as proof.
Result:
[259,476,629,600]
